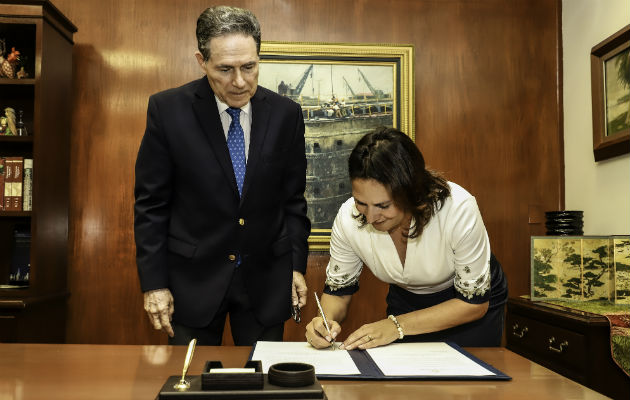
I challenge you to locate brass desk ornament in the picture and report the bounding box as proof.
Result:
[173,338,197,391]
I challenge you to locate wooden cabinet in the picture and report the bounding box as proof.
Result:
[506,297,630,399]
[0,0,75,343]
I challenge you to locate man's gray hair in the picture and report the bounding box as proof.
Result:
[196,5,261,61]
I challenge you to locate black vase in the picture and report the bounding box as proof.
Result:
[545,211,584,236]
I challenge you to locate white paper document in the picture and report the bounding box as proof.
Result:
[251,341,360,375]
[366,342,494,376]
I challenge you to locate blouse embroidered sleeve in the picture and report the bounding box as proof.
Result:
[449,197,491,304]
[324,200,363,295]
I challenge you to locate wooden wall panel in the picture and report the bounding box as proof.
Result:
[51,0,562,344]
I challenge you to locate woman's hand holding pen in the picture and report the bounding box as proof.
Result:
[305,316,341,349]
[338,318,400,350]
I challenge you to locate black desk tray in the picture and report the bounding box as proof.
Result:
[202,361,264,390]
[156,375,327,399]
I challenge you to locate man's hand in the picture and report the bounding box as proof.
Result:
[292,271,308,308]
[143,288,174,337]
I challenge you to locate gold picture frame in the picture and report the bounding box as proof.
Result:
[259,41,415,251]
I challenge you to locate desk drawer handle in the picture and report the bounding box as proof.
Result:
[512,323,528,338]
[548,337,568,353]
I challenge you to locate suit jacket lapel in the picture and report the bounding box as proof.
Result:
[191,77,240,199]
[241,88,271,200]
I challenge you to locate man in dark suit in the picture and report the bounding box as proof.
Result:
[134,5,310,345]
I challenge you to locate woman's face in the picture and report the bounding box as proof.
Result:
[351,178,408,233]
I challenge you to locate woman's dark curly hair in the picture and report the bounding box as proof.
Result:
[348,126,451,238]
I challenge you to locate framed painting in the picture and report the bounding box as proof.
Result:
[259,41,414,251]
[590,25,630,162]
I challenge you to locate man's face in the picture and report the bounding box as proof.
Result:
[195,34,259,108]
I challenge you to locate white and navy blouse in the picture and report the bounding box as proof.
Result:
[324,182,491,304]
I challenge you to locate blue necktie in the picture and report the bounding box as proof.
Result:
[225,107,246,196]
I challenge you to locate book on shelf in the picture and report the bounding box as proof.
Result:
[11,156,23,211]
[0,157,4,210]
[1,156,25,211]
[3,156,12,210]
[0,157,32,212]
[9,225,31,286]
[23,158,32,211]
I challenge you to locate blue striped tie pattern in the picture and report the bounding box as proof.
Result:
[225,107,246,196]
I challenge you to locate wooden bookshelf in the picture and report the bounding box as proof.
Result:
[0,77,35,85]
[0,0,76,343]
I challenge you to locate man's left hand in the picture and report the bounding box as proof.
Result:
[292,271,307,308]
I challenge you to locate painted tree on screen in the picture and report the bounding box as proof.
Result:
[562,244,610,299]
[582,245,609,299]
[556,242,582,299]
[533,246,558,297]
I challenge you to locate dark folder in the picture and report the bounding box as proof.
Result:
[249,341,511,381]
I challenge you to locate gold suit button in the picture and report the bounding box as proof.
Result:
[238,218,245,226]
[228,254,236,261]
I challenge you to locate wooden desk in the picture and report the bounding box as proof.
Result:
[0,344,608,399]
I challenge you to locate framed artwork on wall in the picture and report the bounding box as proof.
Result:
[590,24,630,162]
[259,41,414,251]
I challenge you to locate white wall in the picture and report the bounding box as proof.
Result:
[563,0,630,235]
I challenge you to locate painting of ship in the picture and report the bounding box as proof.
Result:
[259,63,395,229]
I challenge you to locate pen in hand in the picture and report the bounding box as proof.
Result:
[314,292,335,350]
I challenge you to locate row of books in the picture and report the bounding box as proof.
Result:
[0,156,33,211]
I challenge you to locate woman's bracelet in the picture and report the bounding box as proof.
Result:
[388,314,404,339]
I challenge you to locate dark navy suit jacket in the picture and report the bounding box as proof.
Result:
[134,77,310,327]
